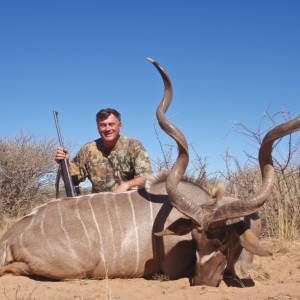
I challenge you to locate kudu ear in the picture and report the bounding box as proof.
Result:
[230,221,272,256]
[154,218,193,236]
[239,229,272,256]
[232,221,272,256]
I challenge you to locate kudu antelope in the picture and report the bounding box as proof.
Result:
[1,59,300,287]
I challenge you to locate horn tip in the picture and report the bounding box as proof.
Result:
[147,57,155,63]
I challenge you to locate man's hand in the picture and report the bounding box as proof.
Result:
[114,182,131,193]
[114,176,147,193]
[55,147,70,163]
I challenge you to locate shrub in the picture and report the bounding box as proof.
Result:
[0,132,58,218]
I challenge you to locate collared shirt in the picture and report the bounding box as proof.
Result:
[69,136,153,193]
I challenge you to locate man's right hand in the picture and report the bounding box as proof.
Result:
[55,147,70,163]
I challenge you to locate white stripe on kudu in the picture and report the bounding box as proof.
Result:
[75,198,92,250]
[127,193,140,276]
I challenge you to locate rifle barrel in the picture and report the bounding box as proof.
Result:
[53,110,76,197]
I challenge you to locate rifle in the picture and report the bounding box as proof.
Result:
[53,111,80,197]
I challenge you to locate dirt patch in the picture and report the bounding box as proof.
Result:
[0,240,299,300]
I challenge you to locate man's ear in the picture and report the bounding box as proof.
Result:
[154,218,193,236]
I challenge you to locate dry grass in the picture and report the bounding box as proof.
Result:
[225,110,300,241]
[220,161,300,241]
[261,166,300,240]
[152,273,170,282]
[153,133,300,241]
[2,282,39,300]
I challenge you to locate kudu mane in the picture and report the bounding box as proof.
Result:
[146,171,213,193]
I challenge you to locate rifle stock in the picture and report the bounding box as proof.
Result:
[53,111,78,197]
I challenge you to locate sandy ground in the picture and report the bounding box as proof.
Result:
[0,240,299,300]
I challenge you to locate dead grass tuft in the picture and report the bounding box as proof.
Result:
[152,273,170,282]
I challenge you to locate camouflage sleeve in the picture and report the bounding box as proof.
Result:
[69,145,89,183]
[132,140,153,178]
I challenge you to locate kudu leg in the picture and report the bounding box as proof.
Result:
[0,262,30,276]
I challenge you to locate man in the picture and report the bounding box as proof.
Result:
[55,108,153,193]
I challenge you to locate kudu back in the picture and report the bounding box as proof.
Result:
[1,58,300,286]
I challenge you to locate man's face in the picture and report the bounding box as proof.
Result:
[97,113,123,148]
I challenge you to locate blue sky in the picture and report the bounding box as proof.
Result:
[1,0,299,175]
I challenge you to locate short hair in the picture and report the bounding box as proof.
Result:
[96,108,121,123]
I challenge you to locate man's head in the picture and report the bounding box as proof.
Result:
[96,108,121,124]
[96,108,123,149]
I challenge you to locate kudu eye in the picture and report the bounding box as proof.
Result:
[206,228,227,240]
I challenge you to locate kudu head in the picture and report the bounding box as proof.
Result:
[148,57,300,286]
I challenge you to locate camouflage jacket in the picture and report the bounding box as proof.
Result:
[69,136,153,193]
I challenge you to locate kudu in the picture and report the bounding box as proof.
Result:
[1,59,300,287]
